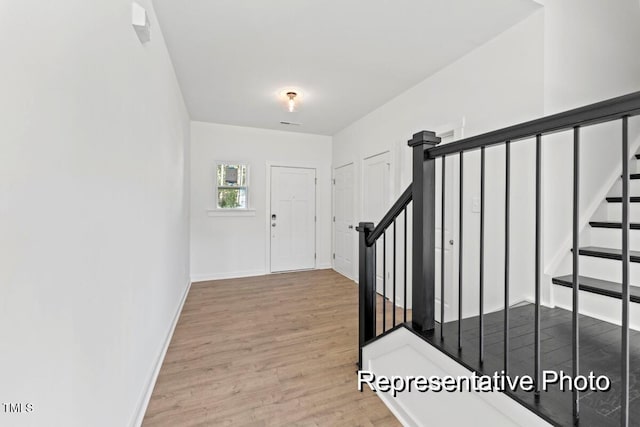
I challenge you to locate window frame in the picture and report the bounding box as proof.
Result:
[214,161,250,210]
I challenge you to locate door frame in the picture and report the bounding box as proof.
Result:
[332,161,355,280]
[265,161,318,274]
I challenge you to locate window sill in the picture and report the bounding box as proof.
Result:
[207,209,256,217]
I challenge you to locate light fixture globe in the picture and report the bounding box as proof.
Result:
[278,88,303,113]
[286,92,297,112]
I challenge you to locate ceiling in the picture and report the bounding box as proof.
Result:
[153,0,540,135]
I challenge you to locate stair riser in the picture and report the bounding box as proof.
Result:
[605,203,640,222]
[589,228,640,249]
[609,179,640,195]
[578,254,640,284]
[553,285,640,330]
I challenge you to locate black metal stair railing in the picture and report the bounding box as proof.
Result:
[357,183,413,369]
[357,90,640,427]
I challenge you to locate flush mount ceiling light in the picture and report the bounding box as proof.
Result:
[278,89,304,113]
[286,92,297,112]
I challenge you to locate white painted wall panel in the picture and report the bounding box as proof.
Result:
[0,1,191,426]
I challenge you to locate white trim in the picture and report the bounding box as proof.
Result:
[433,119,465,141]
[331,163,335,271]
[265,161,319,274]
[206,208,256,217]
[363,150,391,161]
[191,270,267,282]
[191,266,332,283]
[130,279,191,427]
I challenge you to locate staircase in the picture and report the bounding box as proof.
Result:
[552,153,640,322]
[358,91,640,427]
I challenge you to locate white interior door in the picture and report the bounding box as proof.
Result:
[363,152,392,296]
[333,163,355,279]
[435,131,459,323]
[270,166,316,272]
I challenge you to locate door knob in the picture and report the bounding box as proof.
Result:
[272,223,276,227]
[449,239,454,245]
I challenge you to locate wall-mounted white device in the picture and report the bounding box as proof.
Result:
[132,2,151,44]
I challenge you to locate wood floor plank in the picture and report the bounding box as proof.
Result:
[143,269,400,426]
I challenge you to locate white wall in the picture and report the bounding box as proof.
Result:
[542,0,640,300]
[190,122,332,280]
[333,11,545,317]
[0,1,190,426]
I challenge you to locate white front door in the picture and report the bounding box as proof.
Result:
[270,166,316,272]
[333,163,355,279]
[363,152,392,296]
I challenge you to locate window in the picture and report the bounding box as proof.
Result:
[216,163,248,209]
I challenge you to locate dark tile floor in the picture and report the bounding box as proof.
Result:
[407,304,640,427]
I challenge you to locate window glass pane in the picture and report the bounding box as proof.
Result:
[217,164,247,187]
[217,188,247,209]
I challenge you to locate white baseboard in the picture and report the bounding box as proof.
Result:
[191,265,334,283]
[190,270,266,282]
[129,279,192,427]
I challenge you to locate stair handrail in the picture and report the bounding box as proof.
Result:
[365,184,413,246]
[358,89,640,426]
[428,90,640,158]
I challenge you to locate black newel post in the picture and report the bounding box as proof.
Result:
[408,131,441,332]
[358,222,376,369]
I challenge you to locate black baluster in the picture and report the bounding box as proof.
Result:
[383,231,386,333]
[572,127,580,423]
[480,146,485,365]
[404,207,408,324]
[621,116,630,427]
[441,155,446,338]
[459,151,464,351]
[535,134,542,397]
[393,219,397,327]
[505,141,511,374]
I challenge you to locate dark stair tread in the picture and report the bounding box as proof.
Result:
[589,221,640,229]
[552,274,640,303]
[636,153,640,159]
[606,196,640,203]
[632,174,640,180]
[577,246,640,262]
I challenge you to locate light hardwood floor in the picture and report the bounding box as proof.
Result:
[143,269,401,426]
